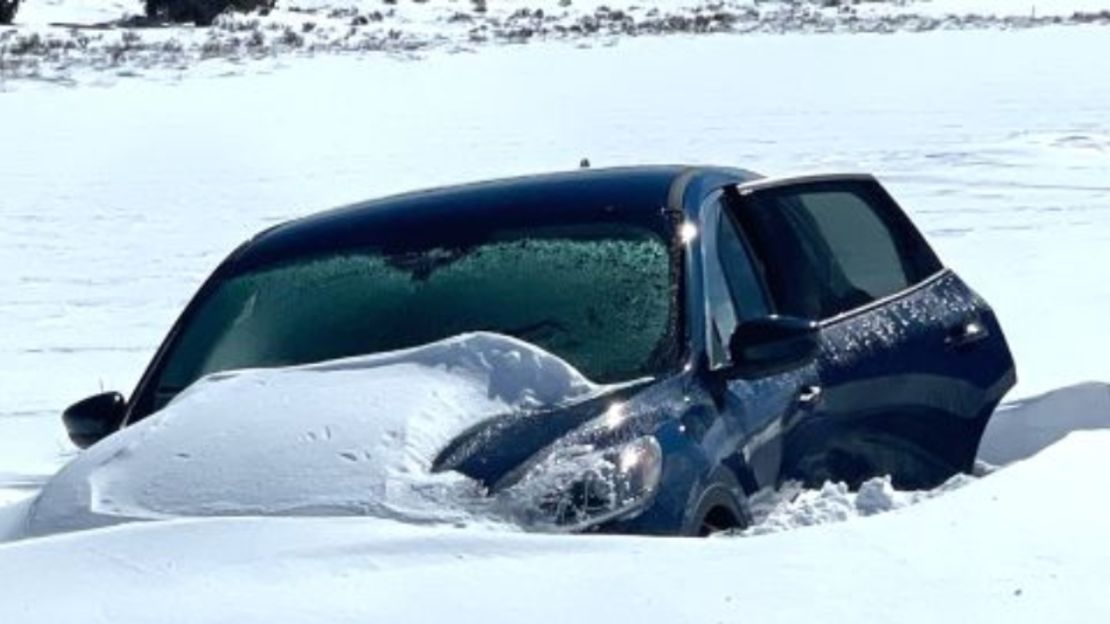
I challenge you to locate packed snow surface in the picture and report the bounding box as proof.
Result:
[2,428,1109,623]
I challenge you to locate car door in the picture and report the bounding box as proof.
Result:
[726,175,1015,489]
[698,190,820,492]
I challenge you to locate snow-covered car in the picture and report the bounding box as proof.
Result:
[46,166,1014,537]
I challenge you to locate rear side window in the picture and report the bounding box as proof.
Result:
[795,190,909,298]
[733,179,940,320]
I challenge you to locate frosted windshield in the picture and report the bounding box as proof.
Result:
[154,224,676,402]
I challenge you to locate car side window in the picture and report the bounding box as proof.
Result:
[717,205,770,323]
[700,192,772,368]
[733,179,941,320]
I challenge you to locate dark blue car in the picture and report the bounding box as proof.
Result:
[63,166,1015,536]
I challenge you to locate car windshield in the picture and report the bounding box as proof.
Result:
[151,223,677,406]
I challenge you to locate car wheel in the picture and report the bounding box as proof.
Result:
[684,468,751,537]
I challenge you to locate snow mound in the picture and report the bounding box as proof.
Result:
[738,381,1110,537]
[0,499,32,543]
[4,430,1110,623]
[22,332,602,538]
[739,473,976,536]
[979,381,1110,465]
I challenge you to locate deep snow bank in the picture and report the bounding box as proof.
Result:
[979,381,1110,465]
[738,470,978,536]
[3,429,1110,623]
[733,381,1109,536]
[22,332,605,538]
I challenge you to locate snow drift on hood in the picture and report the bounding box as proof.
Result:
[23,333,608,539]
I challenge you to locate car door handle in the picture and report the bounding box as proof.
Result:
[796,385,823,407]
[946,317,990,348]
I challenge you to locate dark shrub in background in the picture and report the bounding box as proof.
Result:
[0,0,19,26]
[145,0,275,26]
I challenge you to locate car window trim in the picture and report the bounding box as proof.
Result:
[734,172,878,196]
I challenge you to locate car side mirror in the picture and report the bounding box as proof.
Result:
[728,316,820,378]
[62,391,127,449]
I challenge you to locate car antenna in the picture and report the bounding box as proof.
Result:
[579,158,591,168]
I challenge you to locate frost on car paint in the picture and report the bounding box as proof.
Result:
[818,272,985,367]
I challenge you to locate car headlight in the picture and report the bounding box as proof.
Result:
[500,436,663,531]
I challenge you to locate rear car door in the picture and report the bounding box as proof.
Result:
[726,175,1015,488]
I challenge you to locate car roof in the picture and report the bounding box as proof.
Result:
[228,165,760,273]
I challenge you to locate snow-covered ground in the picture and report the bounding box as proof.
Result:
[2,0,1110,82]
[2,5,1110,621]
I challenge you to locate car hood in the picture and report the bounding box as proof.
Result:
[19,333,629,540]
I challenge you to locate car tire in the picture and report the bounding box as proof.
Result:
[684,468,752,537]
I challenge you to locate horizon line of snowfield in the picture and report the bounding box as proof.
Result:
[2,0,1110,84]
